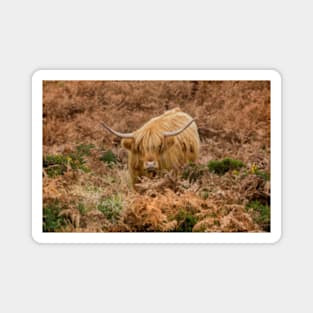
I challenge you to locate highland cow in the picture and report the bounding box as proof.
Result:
[102,108,200,184]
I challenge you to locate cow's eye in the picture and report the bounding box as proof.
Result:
[135,145,141,153]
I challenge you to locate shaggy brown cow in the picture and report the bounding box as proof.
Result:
[102,108,200,184]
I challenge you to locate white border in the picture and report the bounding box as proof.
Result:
[32,69,282,244]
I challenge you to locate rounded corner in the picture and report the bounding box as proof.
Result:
[31,230,43,245]
[268,68,282,82]
[31,69,44,82]
[270,230,282,244]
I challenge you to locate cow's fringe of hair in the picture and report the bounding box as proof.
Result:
[126,108,200,183]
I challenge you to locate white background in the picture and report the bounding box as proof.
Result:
[32,70,281,244]
[0,1,311,312]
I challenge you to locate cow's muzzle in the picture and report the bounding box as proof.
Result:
[144,161,158,170]
[144,161,158,177]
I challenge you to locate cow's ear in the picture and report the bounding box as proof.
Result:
[121,138,134,151]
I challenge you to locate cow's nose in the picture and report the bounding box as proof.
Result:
[145,161,156,169]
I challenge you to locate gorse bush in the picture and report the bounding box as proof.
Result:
[43,155,69,177]
[43,144,92,177]
[255,169,270,181]
[250,163,270,181]
[208,158,244,175]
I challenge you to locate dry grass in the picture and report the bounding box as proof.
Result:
[43,80,270,232]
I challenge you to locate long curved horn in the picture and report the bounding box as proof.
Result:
[102,123,134,139]
[163,119,196,137]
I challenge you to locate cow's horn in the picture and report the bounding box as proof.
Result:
[163,119,196,137]
[102,123,134,138]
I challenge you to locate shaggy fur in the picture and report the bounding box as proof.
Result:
[121,108,200,184]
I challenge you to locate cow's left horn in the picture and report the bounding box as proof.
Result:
[102,123,134,138]
[163,119,196,137]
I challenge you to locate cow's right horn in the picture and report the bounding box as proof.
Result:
[163,119,196,137]
[102,123,134,138]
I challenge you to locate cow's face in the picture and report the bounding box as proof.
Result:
[122,136,175,177]
[101,116,195,179]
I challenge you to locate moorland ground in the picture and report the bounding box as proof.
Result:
[43,80,270,232]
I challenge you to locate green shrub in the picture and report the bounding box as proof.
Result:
[43,145,91,177]
[250,163,270,181]
[43,155,68,177]
[182,163,206,182]
[76,143,95,156]
[77,202,87,214]
[246,200,270,231]
[174,209,198,232]
[208,158,244,175]
[255,170,270,181]
[43,202,65,232]
[100,150,117,165]
[97,194,123,223]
